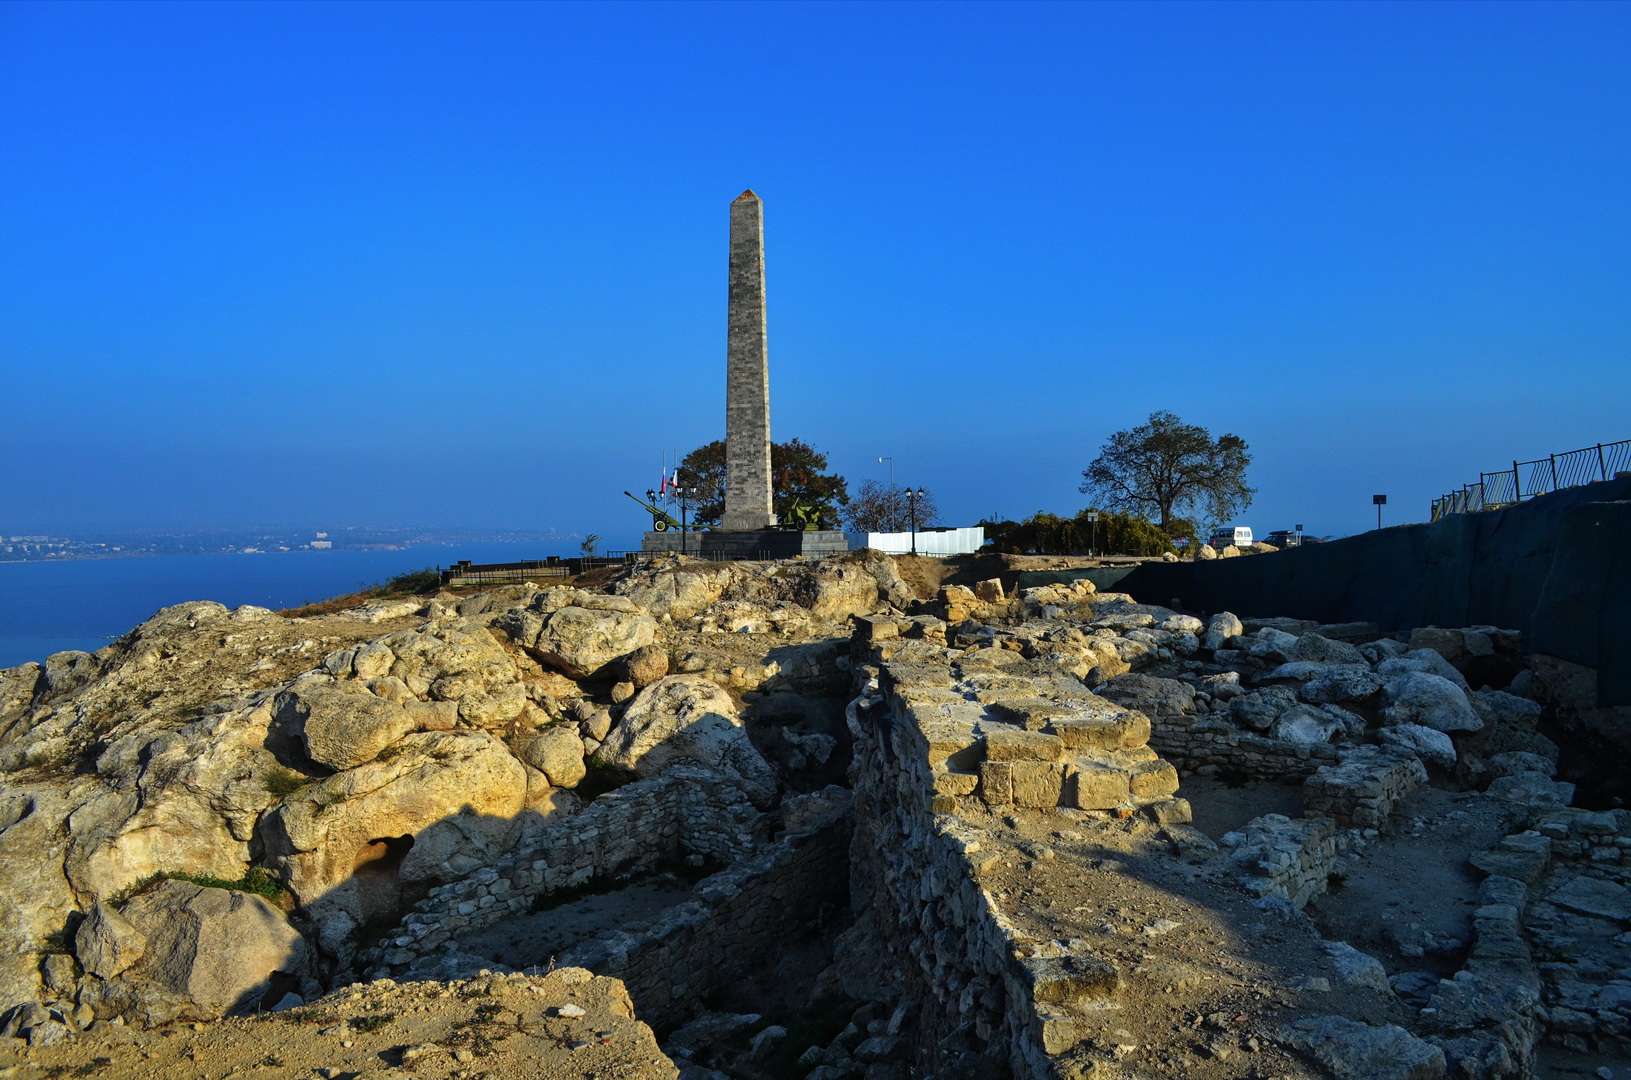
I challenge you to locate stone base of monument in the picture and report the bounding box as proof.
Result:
[639,530,849,559]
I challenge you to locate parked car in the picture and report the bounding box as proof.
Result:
[1265,530,1302,548]
[1208,526,1253,549]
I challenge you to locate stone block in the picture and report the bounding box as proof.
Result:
[1011,762,1070,808]
[933,770,980,797]
[1046,716,1124,752]
[1026,954,1120,1009]
[1129,760,1181,799]
[918,719,985,770]
[1069,762,1131,810]
[985,729,1063,762]
[1146,798,1192,825]
[991,697,1077,731]
[979,761,1013,806]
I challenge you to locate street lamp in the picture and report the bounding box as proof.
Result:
[877,456,894,490]
[673,485,696,555]
[905,487,925,556]
[1085,510,1100,557]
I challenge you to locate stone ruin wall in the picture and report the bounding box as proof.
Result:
[563,810,849,1031]
[845,642,1191,1079]
[364,765,767,976]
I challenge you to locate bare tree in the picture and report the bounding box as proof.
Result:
[842,480,940,532]
[1079,411,1253,531]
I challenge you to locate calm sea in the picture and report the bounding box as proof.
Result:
[0,543,548,669]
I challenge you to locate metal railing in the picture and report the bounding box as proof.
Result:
[1431,439,1631,520]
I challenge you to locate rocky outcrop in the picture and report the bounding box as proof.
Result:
[592,675,777,807]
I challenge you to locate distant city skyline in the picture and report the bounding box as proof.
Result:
[3,1,1627,549]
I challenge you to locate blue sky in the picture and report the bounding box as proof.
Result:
[3,0,1627,549]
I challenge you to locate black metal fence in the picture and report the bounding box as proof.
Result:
[1431,439,1631,520]
[436,546,804,587]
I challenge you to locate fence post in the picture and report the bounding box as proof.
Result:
[1513,461,1522,500]
[1550,455,1560,492]
[1599,443,1609,481]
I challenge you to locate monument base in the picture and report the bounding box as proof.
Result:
[640,530,848,559]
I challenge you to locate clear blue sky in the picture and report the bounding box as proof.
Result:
[3,0,1627,549]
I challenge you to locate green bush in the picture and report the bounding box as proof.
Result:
[263,765,315,798]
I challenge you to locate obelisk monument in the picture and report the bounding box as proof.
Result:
[721,190,776,531]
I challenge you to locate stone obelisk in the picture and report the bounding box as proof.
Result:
[721,190,776,531]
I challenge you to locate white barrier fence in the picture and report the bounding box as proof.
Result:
[845,526,985,556]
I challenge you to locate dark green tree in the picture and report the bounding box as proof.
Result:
[676,438,849,527]
[1079,411,1253,532]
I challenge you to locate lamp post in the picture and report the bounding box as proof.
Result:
[674,485,696,555]
[906,487,925,556]
[877,456,894,490]
[1086,510,1100,557]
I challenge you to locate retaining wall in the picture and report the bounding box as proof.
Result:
[364,765,768,976]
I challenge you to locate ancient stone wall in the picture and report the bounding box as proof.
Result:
[1301,746,1428,829]
[846,651,1179,1079]
[364,765,767,976]
[1147,715,1340,780]
[1219,814,1341,908]
[561,811,851,1031]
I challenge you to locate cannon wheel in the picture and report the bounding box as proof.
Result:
[653,518,670,532]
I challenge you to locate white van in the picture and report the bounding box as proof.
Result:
[1208,526,1253,549]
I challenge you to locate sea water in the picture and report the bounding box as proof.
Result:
[0,542,546,669]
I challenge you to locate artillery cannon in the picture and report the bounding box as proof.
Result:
[777,498,828,531]
[625,490,683,532]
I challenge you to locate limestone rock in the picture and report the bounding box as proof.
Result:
[1197,544,1218,560]
[1547,874,1631,921]
[1383,672,1481,733]
[1300,666,1385,705]
[1249,628,1300,664]
[75,900,146,979]
[1277,1015,1445,1080]
[277,682,416,772]
[1231,686,1299,731]
[520,725,587,789]
[1098,674,1196,721]
[261,730,527,926]
[1378,724,1457,769]
[1377,650,1470,692]
[1293,634,1366,665]
[1203,611,1243,651]
[118,880,306,1019]
[497,596,657,680]
[1272,705,1348,745]
[617,643,670,689]
[592,675,776,806]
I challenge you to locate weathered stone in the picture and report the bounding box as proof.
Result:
[618,643,670,689]
[75,900,146,979]
[1070,763,1132,810]
[1547,874,1631,921]
[593,675,776,806]
[1011,762,1070,808]
[984,729,1063,763]
[1026,954,1119,1008]
[1378,723,1457,769]
[520,725,587,789]
[119,880,306,1019]
[279,682,415,772]
[1203,612,1244,650]
[1383,672,1482,733]
[1277,1015,1445,1080]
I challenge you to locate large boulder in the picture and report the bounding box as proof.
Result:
[1203,612,1243,651]
[276,682,416,772]
[261,730,527,927]
[1098,674,1197,720]
[1231,686,1299,731]
[1300,667,1385,705]
[519,725,587,789]
[113,880,306,1020]
[1377,650,1470,692]
[1379,724,1457,769]
[592,675,776,806]
[1293,634,1366,665]
[614,561,734,621]
[1383,672,1482,733]
[615,644,670,689]
[498,594,657,680]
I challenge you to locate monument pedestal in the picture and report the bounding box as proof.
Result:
[640,530,849,559]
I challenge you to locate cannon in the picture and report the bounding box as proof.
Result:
[777,498,827,531]
[625,490,682,532]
